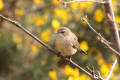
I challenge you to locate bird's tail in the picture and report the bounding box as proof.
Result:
[79,48,87,54]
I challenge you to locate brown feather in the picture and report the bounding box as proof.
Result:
[72,35,87,54]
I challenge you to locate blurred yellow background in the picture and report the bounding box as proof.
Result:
[0,0,120,80]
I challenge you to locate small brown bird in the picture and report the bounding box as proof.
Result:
[55,27,87,59]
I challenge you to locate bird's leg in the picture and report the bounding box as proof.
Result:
[57,52,61,57]
[66,56,72,64]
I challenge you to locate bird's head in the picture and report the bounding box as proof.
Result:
[55,27,71,37]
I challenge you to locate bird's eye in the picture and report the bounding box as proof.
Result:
[60,31,64,33]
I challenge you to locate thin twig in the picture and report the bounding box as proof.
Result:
[106,59,117,80]
[104,0,120,66]
[64,0,108,5]
[0,14,103,80]
[82,18,120,56]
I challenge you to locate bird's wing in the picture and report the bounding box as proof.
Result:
[72,36,87,54]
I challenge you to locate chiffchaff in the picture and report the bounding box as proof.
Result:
[55,27,87,59]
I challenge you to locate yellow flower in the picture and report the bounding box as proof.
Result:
[64,65,74,76]
[79,74,91,80]
[70,2,79,10]
[65,65,80,80]
[97,58,105,66]
[81,16,88,25]
[48,70,57,80]
[79,2,86,10]
[52,19,60,32]
[115,16,120,26]
[15,8,24,16]
[0,0,4,11]
[33,0,43,5]
[31,44,38,54]
[112,0,117,12]
[68,76,74,80]
[54,8,71,20]
[12,33,22,45]
[112,0,116,6]
[100,64,109,77]
[79,2,93,12]
[35,16,46,26]
[80,41,88,51]
[94,9,104,22]
[41,29,51,42]
[52,0,60,5]
[74,76,81,80]
[72,68,80,77]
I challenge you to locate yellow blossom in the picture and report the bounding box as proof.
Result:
[52,0,60,5]
[35,16,46,26]
[0,0,3,10]
[13,33,22,45]
[65,65,80,80]
[31,44,38,54]
[97,58,105,66]
[112,0,116,6]
[79,2,93,12]
[48,70,57,80]
[100,64,109,77]
[115,16,120,26]
[112,0,117,12]
[52,19,60,32]
[80,41,88,51]
[94,9,104,22]
[54,8,71,20]
[81,16,88,25]
[79,2,86,10]
[33,0,43,5]
[70,2,79,10]
[68,76,74,80]
[64,65,74,76]
[15,8,24,16]
[79,74,91,80]
[41,29,51,42]
[72,68,80,78]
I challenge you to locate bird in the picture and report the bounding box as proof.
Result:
[55,27,87,59]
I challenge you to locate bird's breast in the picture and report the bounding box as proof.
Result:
[55,37,77,56]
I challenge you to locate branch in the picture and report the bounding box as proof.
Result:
[106,59,117,80]
[104,0,120,66]
[82,18,119,80]
[63,0,108,5]
[0,14,103,80]
[82,18,120,56]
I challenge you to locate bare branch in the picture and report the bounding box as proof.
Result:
[106,59,117,80]
[82,18,118,80]
[0,14,103,80]
[82,18,120,56]
[104,0,120,66]
[63,0,108,5]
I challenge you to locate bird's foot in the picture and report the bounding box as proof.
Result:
[66,56,72,64]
